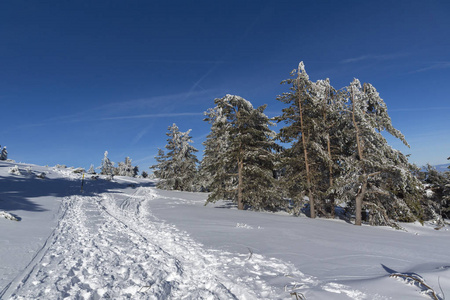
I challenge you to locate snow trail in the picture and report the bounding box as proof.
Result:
[2,185,321,299]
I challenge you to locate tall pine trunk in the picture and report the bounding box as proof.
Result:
[297,65,315,219]
[237,156,244,210]
[351,88,365,226]
[355,179,367,226]
[323,86,335,218]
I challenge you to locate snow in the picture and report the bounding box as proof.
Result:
[1,161,450,299]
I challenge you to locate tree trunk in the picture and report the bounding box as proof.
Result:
[327,135,335,218]
[297,65,315,218]
[237,157,244,210]
[355,179,367,226]
[323,88,334,218]
[351,87,365,225]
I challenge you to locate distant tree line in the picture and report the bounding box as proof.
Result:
[151,62,450,227]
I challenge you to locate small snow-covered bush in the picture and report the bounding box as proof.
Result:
[72,167,85,174]
[8,165,21,175]
[37,172,46,179]
[0,211,19,221]
[26,166,32,174]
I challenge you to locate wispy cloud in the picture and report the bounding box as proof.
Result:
[409,61,450,74]
[133,154,159,165]
[131,128,150,145]
[101,112,203,121]
[341,53,407,64]
[146,59,225,64]
[389,106,450,112]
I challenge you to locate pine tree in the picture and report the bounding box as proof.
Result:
[203,95,281,210]
[116,157,136,177]
[100,151,114,176]
[87,164,96,174]
[275,62,327,217]
[200,104,233,195]
[151,124,199,191]
[444,157,450,218]
[422,163,449,220]
[335,79,424,226]
[0,146,7,160]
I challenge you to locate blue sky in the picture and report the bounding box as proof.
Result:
[1,0,449,171]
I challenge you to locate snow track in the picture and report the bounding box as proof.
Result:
[2,186,320,299]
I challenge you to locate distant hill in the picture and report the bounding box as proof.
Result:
[435,163,450,173]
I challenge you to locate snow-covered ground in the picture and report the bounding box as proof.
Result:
[1,161,449,299]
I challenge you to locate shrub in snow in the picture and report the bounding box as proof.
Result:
[141,171,148,178]
[26,166,32,174]
[8,165,21,175]
[72,167,85,174]
[37,172,46,179]
[55,164,67,169]
[0,211,19,221]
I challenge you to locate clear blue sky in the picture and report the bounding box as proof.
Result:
[1,0,449,171]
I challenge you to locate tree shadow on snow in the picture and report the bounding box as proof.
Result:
[0,172,155,214]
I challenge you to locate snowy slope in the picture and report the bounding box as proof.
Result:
[1,161,450,299]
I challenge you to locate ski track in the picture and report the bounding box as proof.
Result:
[2,183,367,299]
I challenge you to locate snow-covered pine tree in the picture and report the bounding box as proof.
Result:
[133,165,139,177]
[421,163,449,220]
[152,148,167,179]
[100,151,114,176]
[87,164,96,174]
[200,104,233,195]
[0,146,7,160]
[115,162,125,176]
[203,95,281,211]
[275,62,330,217]
[151,124,199,191]
[335,79,424,226]
[116,157,135,177]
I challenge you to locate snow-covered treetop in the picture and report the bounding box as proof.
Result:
[297,61,309,80]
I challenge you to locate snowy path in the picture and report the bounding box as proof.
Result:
[1,186,323,299]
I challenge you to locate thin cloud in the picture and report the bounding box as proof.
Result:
[133,154,159,165]
[146,59,226,64]
[409,62,450,73]
[101,112,204,121]
[389,106,450,112]
[102,89,216,112]
[131,128,150,145]
[42,90,218,125]
[341,53,407,64]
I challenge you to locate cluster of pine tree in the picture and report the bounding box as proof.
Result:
[151,62,447,226]
[95,151,139,177]
[418,160,450,221]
